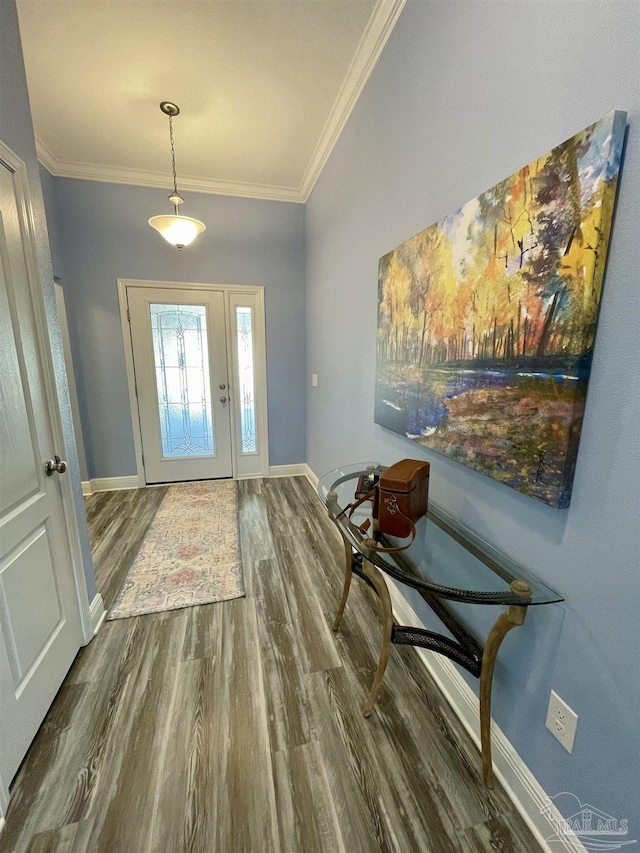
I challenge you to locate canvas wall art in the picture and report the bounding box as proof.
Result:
[375,111,626,508]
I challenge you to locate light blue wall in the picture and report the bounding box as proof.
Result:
[48,178,306,478]
[306,0,639,835]
[1,1,96,599]
[40,164,65,281]
[40,165,90,483]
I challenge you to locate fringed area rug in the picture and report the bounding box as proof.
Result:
[108,479,244,620]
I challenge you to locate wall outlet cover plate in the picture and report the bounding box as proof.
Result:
[545,690,578,753]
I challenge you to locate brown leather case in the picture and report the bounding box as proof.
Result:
[374,459,430,539]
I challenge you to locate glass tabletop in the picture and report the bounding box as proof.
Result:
[318,463,563,606]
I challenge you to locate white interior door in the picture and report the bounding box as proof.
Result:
[0,147,83,788]
[127,287,233,483]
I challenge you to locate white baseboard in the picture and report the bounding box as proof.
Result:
[303,464,319,489]
[88,592,107,638]
[386,580,586,853]
[85,470,313,490]
[0,768,10,826]
[82,476,140,495]
[268,464,308,478]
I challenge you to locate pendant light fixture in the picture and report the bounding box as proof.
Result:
[148,101,206,250]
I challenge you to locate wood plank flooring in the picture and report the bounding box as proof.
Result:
[0,477,542,852]
[83,487,168,609]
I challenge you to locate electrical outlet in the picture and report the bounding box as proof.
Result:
[546,690,578,753]
[311,373,318,387]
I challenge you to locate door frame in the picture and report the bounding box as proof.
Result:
[0,141,95,816]
[117,279,270,484]
[54,278,89,482]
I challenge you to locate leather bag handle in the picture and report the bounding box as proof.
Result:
[337,485,417,554]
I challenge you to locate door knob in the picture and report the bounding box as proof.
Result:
[219,383,226,390]
[45,455,67,476]
[220,396,227,403]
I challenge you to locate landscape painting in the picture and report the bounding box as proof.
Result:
[375,111,626,507]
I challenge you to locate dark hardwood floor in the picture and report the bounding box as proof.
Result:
[0,477,541,852]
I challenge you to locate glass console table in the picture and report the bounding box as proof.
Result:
[318,463,563,788]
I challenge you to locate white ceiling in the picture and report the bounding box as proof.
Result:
[17,0,405,202]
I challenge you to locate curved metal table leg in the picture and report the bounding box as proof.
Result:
[479,580,530,788]
[360,548,394,718]
[333,534,354,632]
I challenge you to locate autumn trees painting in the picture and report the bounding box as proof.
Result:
[375,111,625,507]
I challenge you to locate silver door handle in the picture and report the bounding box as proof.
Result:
[45,455,67,476]
[220,396,227,403]
[219,383,226,390]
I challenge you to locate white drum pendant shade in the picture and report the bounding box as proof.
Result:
[148,214,206,249]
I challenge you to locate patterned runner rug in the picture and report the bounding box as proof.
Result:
[108,479,244,620]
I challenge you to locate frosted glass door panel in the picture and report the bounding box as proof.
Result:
[150,304,214,458]
[236,307,257,453]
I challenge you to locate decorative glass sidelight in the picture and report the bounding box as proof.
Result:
[150,303,214,457]
[236,307,257,453]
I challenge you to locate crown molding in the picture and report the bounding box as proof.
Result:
[299,0,407,201]
[35,0,406,204]
[35,139,305,202]
[35,136,59,174]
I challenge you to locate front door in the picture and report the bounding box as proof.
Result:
[127,287,233,483]
[0,145,83,788]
